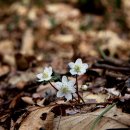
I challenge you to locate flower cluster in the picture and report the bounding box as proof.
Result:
[36,58,88,102]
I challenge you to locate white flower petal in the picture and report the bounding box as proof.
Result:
[65,93,72,101]
[80,68,87,74]
[57,91,64,98]
[48,67,52,74]
[44,67,48,71]
[75,58,82,65]
[77,71,84,75]
[68,62,75,68]
[70,69,77,75]
[62,76,68,84]
[44,76,51,81]
[37,79,44,82]
[68,80,75,87]
[69,86,76,93]
[55,82,62,90]
[83,63,88,69]
[36,73,43,80]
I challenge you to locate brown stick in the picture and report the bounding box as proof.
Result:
[93,63,130,73]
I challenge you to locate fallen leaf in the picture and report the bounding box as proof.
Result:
[21,28,34,55]
[105,88,121,96]
[83,92,108,103]
[8,71,35,89]
[0,65,10,78]
[50,34,75,44]
[19,106,54,130]
[54,106,130,130]
[46,3,80,22]
[21,96,35,105]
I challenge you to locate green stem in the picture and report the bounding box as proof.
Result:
[90,102,117,130]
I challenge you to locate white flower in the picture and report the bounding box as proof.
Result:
[36,67,52,82]
[55,76,76,101]
[68,58,88,75]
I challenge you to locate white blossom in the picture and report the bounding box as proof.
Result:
[55,76,76,101]
[36,67,52,82]
[68,58,88,75]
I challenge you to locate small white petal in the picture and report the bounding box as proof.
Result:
[36,73,43,80]
[65,93,72,101]
[62,76,68,84]
[44,76,51,81]
[70,69,77,75]
[44,67,48,71]
[57,91,64,97]
[77,71,84,75]
[68,62,75,68]
[37,79,44,82]
[48,67,52,74]
[55,82,62,90]
[69,86,76,93]
[75,58,82,65]
[80,68,87,74]
[83,63,88,69]
[68,80,75,87]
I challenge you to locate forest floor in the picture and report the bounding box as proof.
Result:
[0,0,130,130]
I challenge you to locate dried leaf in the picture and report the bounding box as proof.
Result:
[46,3,80,22]
[0,65,10,78]
[54,106,130,130]
[21,96,35,105]
[19,106,54,130]
[83,93,108,103]
[8,72,35,89]
[50,34,75,44]
[21,29,34,55]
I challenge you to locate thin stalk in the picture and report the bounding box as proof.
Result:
[49,81,58,91]
[76,75,85,103]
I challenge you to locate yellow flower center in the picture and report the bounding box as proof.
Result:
[74,65,81,73]
[43,72,49,79]
[61,86,69,94]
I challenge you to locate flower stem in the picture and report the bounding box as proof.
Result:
[76,75,85,103]
[49,81,58,91]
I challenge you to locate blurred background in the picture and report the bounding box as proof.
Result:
[0,0,130,73]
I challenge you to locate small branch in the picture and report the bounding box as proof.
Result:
[75,102,112,106]
[49,81,58,91]
[93,63,130,73]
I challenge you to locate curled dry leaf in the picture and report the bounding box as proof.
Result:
[8,72,35,89]
[0,126,5,130]
[88,30,130,57]
[10,3,28,16]
[21,29,34,55]
[83,92,108,103]
[122,0,130,28]
[0,40,15,66]
[50,34,75,44]
[54,106,130,130]
[36,84,56,98]
[21,96,35,105]
[46,3,80,22]
[105,88,120,96]
[0,65,10,78]
[0,40,14,55]
[19,106,54,130]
